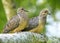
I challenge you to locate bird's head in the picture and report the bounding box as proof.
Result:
[17,7,28,14]
[39,8,50,18]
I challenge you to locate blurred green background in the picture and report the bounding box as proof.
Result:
[0,0,60,33]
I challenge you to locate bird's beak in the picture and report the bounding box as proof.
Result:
[24,9,29,12]
[48,11,51,15]
[48,13,51,15]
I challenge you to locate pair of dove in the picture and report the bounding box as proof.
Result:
[3,7,50,33]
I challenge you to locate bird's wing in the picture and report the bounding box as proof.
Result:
[3,15,20,33]
[22,16,39,31]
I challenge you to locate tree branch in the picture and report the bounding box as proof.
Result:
[0,32,47,43]
[2,0,16,21]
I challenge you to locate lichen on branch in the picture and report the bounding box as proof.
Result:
[0,32,47,43]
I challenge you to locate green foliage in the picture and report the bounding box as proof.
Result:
[47,37,60,43]
[0,0,7,32]
[46,0,60,20]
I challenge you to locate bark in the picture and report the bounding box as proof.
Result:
[0,32,47,43]
[2,0,16,21]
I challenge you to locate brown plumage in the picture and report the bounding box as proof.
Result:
[22,9,50,33]
[3,8,29,33]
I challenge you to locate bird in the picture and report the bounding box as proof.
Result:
[22,8,50,33]
[3,7,29,33]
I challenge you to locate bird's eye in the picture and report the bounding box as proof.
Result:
[21,8,24,10]
[44,10,48,13]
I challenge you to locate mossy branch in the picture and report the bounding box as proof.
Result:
[0,32,47,43]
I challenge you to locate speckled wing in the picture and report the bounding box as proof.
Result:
[3,15,20,33]
[22,16,39,31]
